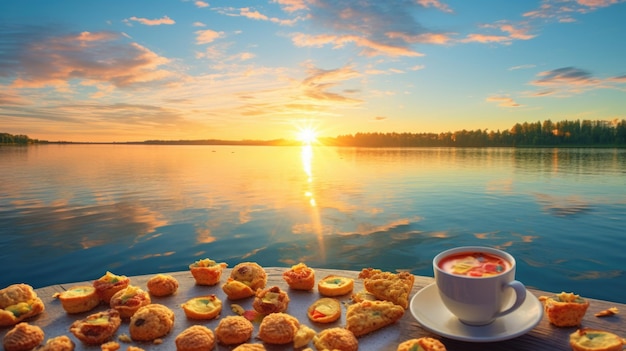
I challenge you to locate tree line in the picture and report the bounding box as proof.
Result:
[0,133,45,145]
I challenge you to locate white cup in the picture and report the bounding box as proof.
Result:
[433,246,527,326]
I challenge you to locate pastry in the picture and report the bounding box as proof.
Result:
[307,297,341,323]
[189,258,228,286]
[223,262,268,300]
[397,337,447,351]
[3,322,44,351]
[318,275,354,296]
[53,285,100,314]
[175,325,216,351]
[92,271,130,304]
[252,286,290,314]
[181,295,222,320]
[129,304,175,341]
[215,315,254,345]
[146,274,179,297]
[69,309,121,345]
[570,328,625,351]
[358,268,415,309]
[0,283,45,327]
[312,327,358,351]
[345,300,405,337]
[109,285,151,318]
[222,279,255,300]
[100,341,120,351]
[540,292,590,327]
[257,312,300,344]
[294,325,316,349]
[34,335,75,351]
[282,262,316,290]
[232,344,267,351]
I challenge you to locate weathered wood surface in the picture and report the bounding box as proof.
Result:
[1,268,624,350]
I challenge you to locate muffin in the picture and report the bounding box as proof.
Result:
[69,309,121,345]
[175,325,215,351]
[0,284,45,327]
[146,274,179,297]
[307,297,341,323]
[93,271,130,304]
[189,258,228,286]
[257,312,300,345]
[570,328,625,351]
[215,315,254,345]
[129,304,175,341]
[397,337,447,351]
[318,275,354,296]
[54,285,100,314]
[3,322,44,351]
[282,262,316,290]
[181,295,222,320]
[252,286,290,314]
[312,327,358,351]
[541,292,590,327]
[34,335,75,351]
[109,285,151,318]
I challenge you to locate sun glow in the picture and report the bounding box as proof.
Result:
[296,127,319,145]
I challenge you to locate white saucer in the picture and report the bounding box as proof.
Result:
[410,283,543,342]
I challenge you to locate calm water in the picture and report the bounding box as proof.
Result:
[1,145,625,303]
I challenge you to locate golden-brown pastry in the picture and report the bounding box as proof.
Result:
[294,324,316,349]
[232,344,266,351]
[189,258,228,286]
[146,274,179,297]
[109,285,151,319]
[69,309,121,345]
[318,275,354,297]
[397,337,447,351]
[307,297,341,323]
[569,328,626,351]
[175,325,216,351]
[181,295,222,320]
[0,283,45,327]
[252,286,290,314]
[222,279,255,300]
[53,285,100,314]
[230,262,268,290]
[129,304,175,341]
[100,341,120,351]
[257,312,300,344]
[540,292,590,327]
[3,322,44,351]
[215,315,254,345]
[358,268,415,309]
[345,300,405,337]
[282,262,316,290]
[34,335,75,351]
[312,327,358,351]
[93,271,130,304]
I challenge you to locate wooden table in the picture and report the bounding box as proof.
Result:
[2,268,624,350]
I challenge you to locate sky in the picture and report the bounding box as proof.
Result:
[1,0,625,142]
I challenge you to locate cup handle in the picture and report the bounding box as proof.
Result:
[495,280,526,318]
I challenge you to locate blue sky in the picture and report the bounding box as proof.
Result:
[1,0,625,142]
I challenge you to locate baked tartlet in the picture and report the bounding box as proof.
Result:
[175,325,216,351]
[129,304,175,341]
[318,275,354,296]
[258,312,300,345]
[3,322,44,351]
[541,292,590,327]
[69,309,122,345]
[570,328,625,351]
[189,258,228,286]
[0,283,45,327]
[109,285,151,318]
[93,271,130,304]
[146,274,179,297]
[397,337,447,351]
[252,286,290,314]
[282,262,316,290]
[223,262,268,300]
[215,315,254,345]
[307,297,341,323]
[181,294,222,320]
[54,285,100,314]
[312,327,358,351]
[35,335,75,351]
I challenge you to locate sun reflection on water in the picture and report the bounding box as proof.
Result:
[301,144,326,260]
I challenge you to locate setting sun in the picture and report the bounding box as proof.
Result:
[296,127,319,145]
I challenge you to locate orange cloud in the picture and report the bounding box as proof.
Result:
[195,29,224,44]
[417,0,454,13]
[292,33,423,57]
[126,16,175,26]
[486,96,522,107]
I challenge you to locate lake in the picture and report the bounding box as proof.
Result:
[1,144,624,303]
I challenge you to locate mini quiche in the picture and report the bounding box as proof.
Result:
[397,337,447,351]
[307,297,341,323]
[109,285,151,318]
[0,284,45,327]
[93,271,130,304]
[570,328,626,351]
[181,294,222,320]
[252,286,290,314]
[54,285,100,314]
[318,275,354,296]
[540,291,589,327]
[70,309,122,345]
[282,262,316,290]
[189,258,228,286]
